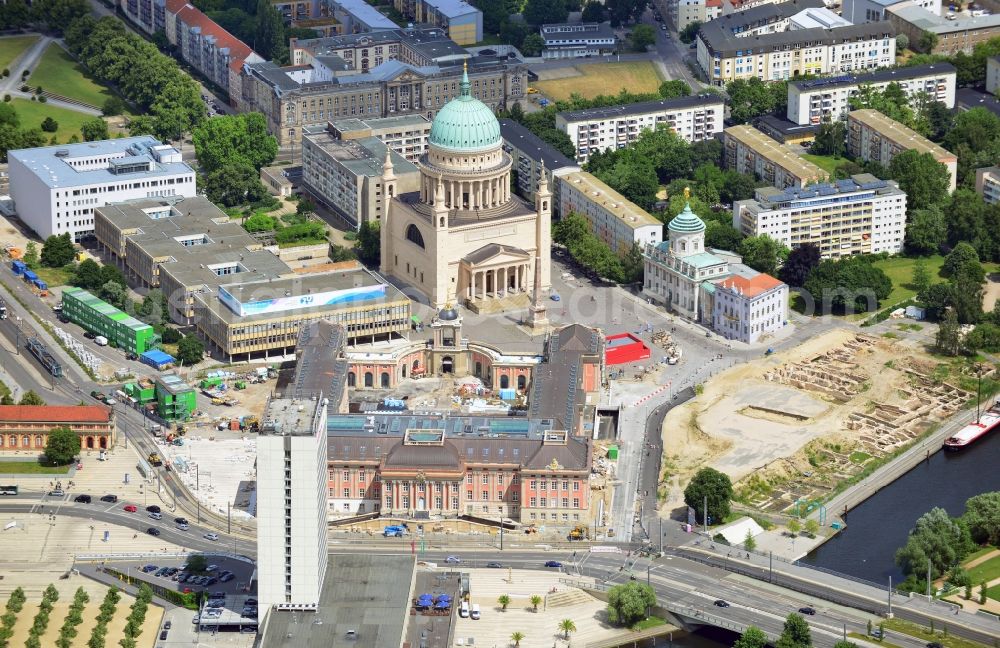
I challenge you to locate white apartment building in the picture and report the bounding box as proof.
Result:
[723,125,829,188]
[847,109,957,191]
[326,114,432,162]
[987,56,1000,95]
[8,137,196,242]
[786,62,956,125]
[722,0,787,14]
[668,0,723,31]
[842,0,940,24]
[975,166,1000,205]
[555,95,724,163]
[539,22,618,59]
[499,118,581,216]
[732,174,907,258]
[558,171,662,255]
[257,393,330,613]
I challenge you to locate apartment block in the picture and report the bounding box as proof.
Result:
[987,56,1000,95]
[787,62,956,125]
[539,22,618,59]
[392,0,482,44]
[668,0,723,31]
[326,114,431,162]
[301,126,420,226]
[846,109,957,191]
[723,125,829,189]
[733,174,907,258]
[722,0,786,14]
[557,171,662,255]
[8,137,196,242]
[711,0,824,36]
[498,119,580,215]
[240,28,525,146]
[697,1,895,85]
[886,2,1000,55]
[555,95,724,163]
[975,166,1000,205]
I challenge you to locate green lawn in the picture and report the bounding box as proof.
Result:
[801,153,844,176]
[964,546,998,562]
[883,618,995,648]
[27,43,117,109]
[34,265,74,288]
[631,616,667,631]
[966,554,1000,585]
[0,34,39,73]
[987,583,1000,602]
[871,255,1000,307]
[0,461,72,474]
[10,98,95,142]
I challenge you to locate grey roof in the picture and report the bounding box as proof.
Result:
[296,27,467,62]
[556,94,724,123]
[328,0,398,30]
[415,0,480,19]
[790,62,956,92]
[9,136,193,190]
[261,554,412,648]
[530,324,601,429]
[539,21,616,45]
[704,0,823,36]
[955,88,1000,118]
[499,118,580,172]
[462,243,530,265]
[329,114,431,135]
[889,3,1000,33]
[749,173,900,208]
[302,131,419,178]
[290,321,349,402]
[754,114,821,138]
[700,20,892,59]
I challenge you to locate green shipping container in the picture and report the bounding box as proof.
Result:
[155,373,197,420]
[607,445,619,460]
[61,286,160,354]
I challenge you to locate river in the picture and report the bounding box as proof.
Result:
[800,428,1000,583]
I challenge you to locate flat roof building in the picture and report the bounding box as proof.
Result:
[392,0,482,44]
[557,171,662,255]
[539,22,618,59]
[786,63,956,125]
[733,174,907,258]
[975,166,1000,205]
[61,287,159,354]
[886,2,1000,55]
[326,0,398,33]
[499,118,580,216]
[955,87,1000,118]
[723,125,829,188]
[301,127,420,227]
[788,6,851,29]
[841,0,940,25]
[555,95,724,163]
[847,109,957,191]
[988,55,1000,96]
[8,137,196,242]
[327,114,432,162]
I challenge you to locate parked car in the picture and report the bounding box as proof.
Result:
[159,630,168,641]
[123,504,137,512]
[219,572,235,583]
[163,621,171,630]
[174,517,188,525]
[177,523,189,531]
[73,494,92,503]
[149,511,162,520]
[83,331,96,340]
[141,565,157,573]
[204,532,219,541]
[99,494,118,503]
[146,505,160,513]
[147,528,160,536]
[206,564,218,572]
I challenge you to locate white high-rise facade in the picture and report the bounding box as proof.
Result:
[257,395,329,613]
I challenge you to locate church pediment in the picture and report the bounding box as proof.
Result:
[462,243,531,267]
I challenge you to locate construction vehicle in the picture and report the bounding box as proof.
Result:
[568,524,589,541]
[241,416,260,433]
[527,87,538,94]
[211,397,224,406]
[383,525,408,537]
[147,453,163,467]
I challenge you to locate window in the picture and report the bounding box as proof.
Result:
[467,490,473,500]
[435,483,442,493]
[497,474,504,485]
[540,497,547,507]
[406,223,425,248]
[482,475,488,484]
[540,481,547,490]
[529,497,536,507]
[573,498,580,508]
[529,480,536,489]
[562,497,568,508]
[512,491,519,501]
[467,473,473,483]
[402,483,409,492]
[343,488,350,498]
[562,481,568,490]
[573,481,580,491]
[359,471,366,481]
[481,490,488,501]
[342,470,349,480]
[451,496,458,509]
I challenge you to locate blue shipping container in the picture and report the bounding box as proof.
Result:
[22,270,38,282]
[11,260,25,275]
[34,279,47,290]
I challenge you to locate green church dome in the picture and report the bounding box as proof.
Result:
[428,63,501,153]
[668,195,706,233]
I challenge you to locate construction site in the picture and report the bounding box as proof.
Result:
[660,330,977,518]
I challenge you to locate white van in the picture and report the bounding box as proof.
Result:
[459,602,469,618]
[470,604,481,620]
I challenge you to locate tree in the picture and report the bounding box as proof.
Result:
[203,162,270,207]
[909,259,932,303]
[905,206,947,255]
[962,492,1000,545]
[679,21,701,44]
[192,113,277,172]
[776,613,811,648]
[888,150,950,213]
[40,116,58,133]
[99,280,127,309]
[176,335,204,366]
[19,390,45,406]
[935,308,962,355]
[523,0,568,26]
[41,233,75,267]
[951,260,984,324]
[44,426,79,466]
[804,518,820,537]
[520,33,545,57]
[102,96,125,116]
[23,241,39,268]
[810,121,846,158]
[726,78,783,124]
[787,518,801,536]
[943,242,980,278]
[683,467,733,524]
[833,642,859,648]
[967,323,1000,352]
[355,220,381,265]
[896,32,910,53]
[581,1,606,22]
[559,619,576,640]
[606,582,656,627]
[802,257,892,314]
[895,507,974,580]
[186,554,207,573]
[80,117,109,142]
[657,80,691,101]
[510,631,524,648]
[628,24,655,52]
[244,213,277,232]
[622,243,644,284]
[72,258,103,290]
[530,595,542,612]
[744,529,757,551]
[498,594,510,611]
[705,221,744,252]
[981,581,989,604]
[254,0,286,61]
[605,0,647,26]
[738,234,788,277]
[733,626,769,648]
[918,30,939,53]
[779,243,820,287]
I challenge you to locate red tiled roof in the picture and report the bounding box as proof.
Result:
[171,2,258,72]
[0,405,111,423]
[717,273,784,298]
[706,0,722,6]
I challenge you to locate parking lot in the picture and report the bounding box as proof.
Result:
[106,553,255,598]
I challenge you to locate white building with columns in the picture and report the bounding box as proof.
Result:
[381,64,551,311]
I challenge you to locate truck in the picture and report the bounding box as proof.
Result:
[147,453,163,467]
[383,525,408,537]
